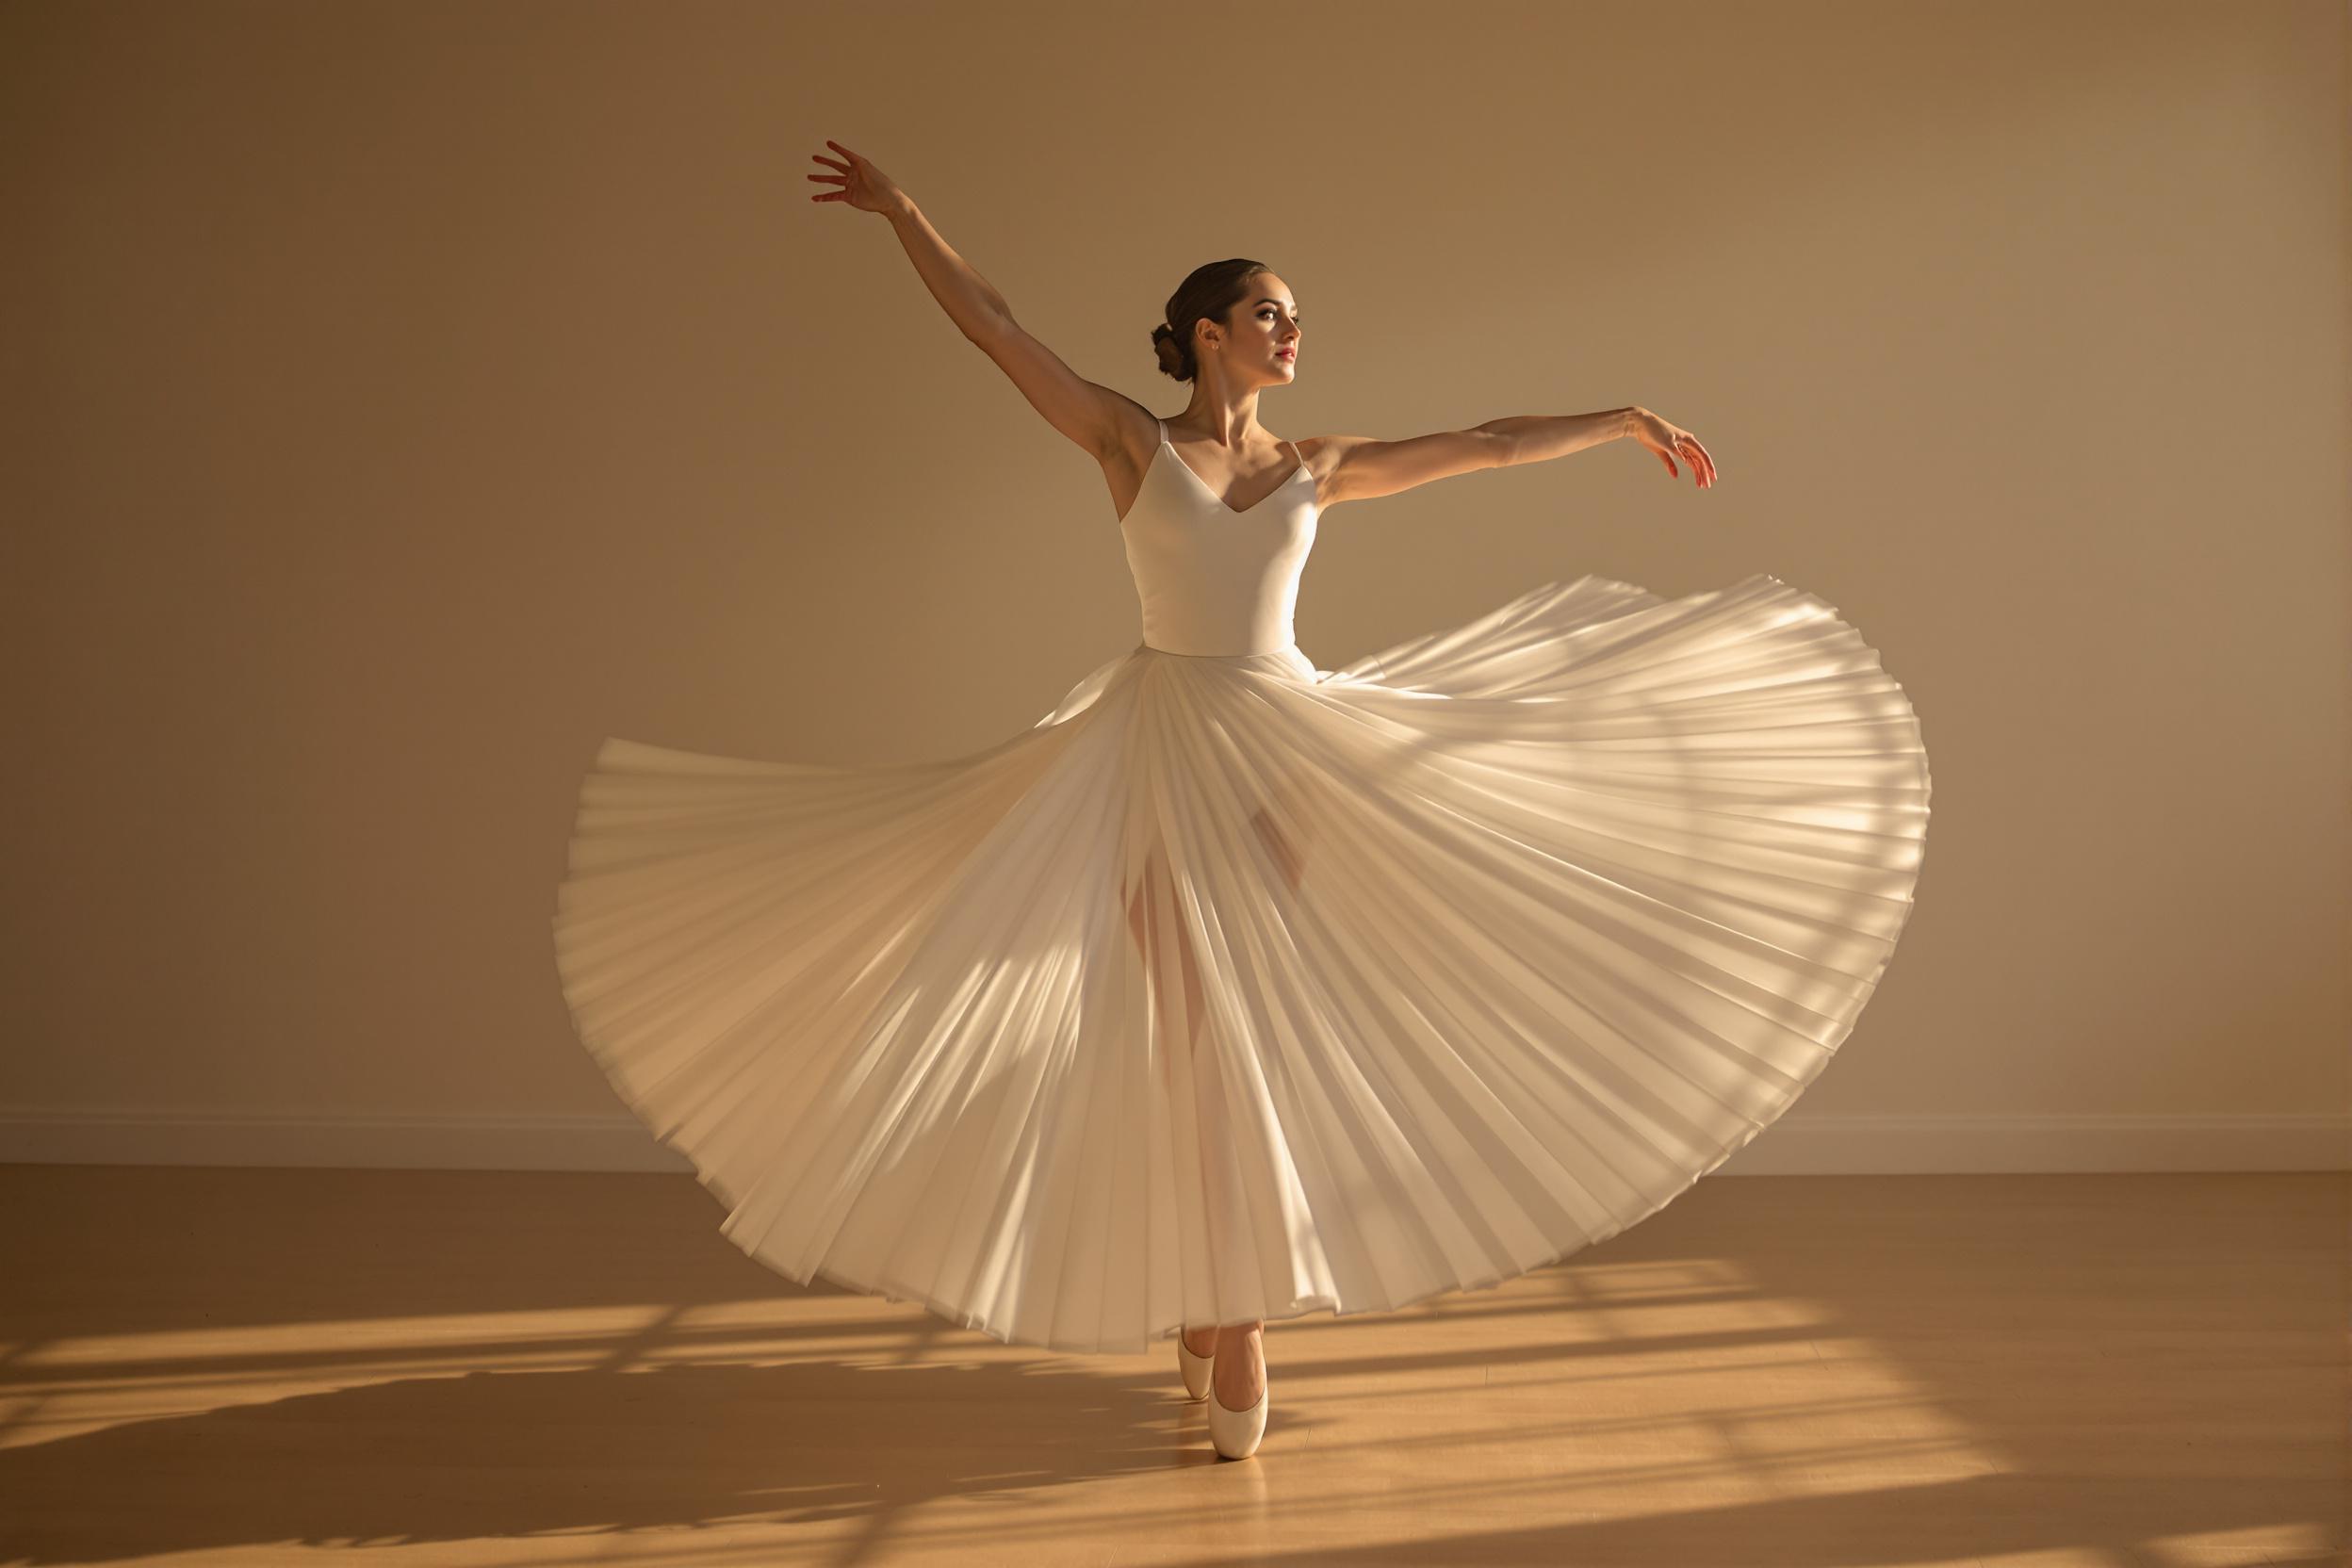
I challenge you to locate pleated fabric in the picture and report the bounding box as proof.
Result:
[550,571,1932,1353]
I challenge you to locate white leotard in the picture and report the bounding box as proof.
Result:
[1119,418,1318,656]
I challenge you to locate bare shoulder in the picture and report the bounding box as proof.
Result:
[1293,433,1369,476]
[1292,433,1373,505]
[1097,394,1165,478]
[1098,397,1171,526]
[1291,429,1503,506]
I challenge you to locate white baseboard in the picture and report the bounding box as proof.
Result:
[0,1106,2344,1174]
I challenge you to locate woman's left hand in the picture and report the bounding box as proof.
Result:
[1627,408,1718,489]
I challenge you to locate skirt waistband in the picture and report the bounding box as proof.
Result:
[1137,640,1299,662]
[1135,641,1322,686]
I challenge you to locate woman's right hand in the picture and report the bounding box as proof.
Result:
[808,139,906,216]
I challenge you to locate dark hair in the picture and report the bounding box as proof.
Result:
[1151,258,1272,382]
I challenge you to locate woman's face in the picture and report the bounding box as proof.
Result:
[1214,273,1302,383]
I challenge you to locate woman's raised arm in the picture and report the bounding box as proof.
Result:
[810,139,1130,461]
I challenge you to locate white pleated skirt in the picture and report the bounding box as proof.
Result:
[550,572,1933,1354]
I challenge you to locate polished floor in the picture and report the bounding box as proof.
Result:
[0,1165,2342,1566]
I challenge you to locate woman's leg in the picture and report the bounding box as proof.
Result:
[1127,851,1224,1362]
[1128,813,1305,1394]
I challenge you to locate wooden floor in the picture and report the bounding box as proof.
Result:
[0,1166,2342,1567]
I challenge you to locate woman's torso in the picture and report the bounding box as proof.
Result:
[1113,416,1322,658]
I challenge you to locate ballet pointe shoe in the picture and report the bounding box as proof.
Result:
[1175,1330,1214,1402]
[1206,1323,1268,1461]
[1208,1371,1268,1461]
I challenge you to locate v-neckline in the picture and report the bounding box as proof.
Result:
[1157,426,1309,516]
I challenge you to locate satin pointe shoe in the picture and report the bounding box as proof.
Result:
[1208,1370,1268,1461]
[1176,1331,1213,1402]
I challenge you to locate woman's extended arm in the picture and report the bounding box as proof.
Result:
[1317,407,1716,505]
[1487,409,1716,487]
[808,139,1129,458]
[1480,410,1640,467]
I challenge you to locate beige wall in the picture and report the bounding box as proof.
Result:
[4,0,2344,1171]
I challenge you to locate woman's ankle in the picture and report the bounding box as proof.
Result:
[1210,1322,1266,1405]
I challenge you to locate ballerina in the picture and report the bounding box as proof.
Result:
[547,139,1930,1465]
